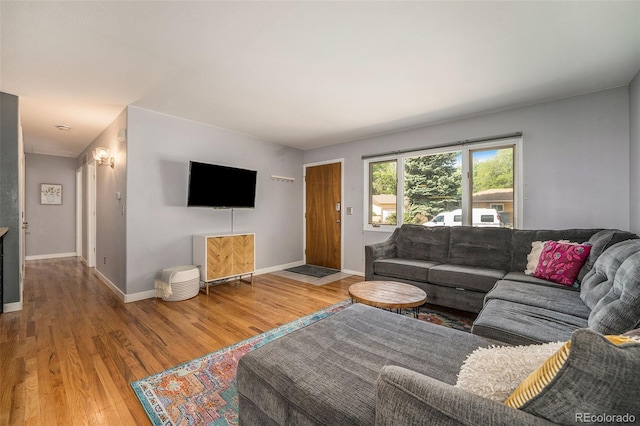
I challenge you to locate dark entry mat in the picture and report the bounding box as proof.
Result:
[284,264,340,278]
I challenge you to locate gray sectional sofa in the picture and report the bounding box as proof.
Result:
[365,225,636,313]
[237,226,640,425]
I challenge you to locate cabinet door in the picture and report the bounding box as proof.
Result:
[207,237,233,280]
[232,234,254,275]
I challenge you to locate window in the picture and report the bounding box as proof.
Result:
[364,137,521,230]
[404,151,462,225]
[471,146,515,228]
[369,160,397,225]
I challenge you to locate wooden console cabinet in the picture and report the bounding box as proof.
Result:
[193,233,255,293]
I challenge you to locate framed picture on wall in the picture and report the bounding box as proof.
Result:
[41,183,62,205]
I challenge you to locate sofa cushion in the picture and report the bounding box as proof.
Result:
[429,264,506,292]
[448,227,512,270]
[581,239,640,311]
[485,280,591,319]
[510,229,600,273]
[585,245,640,334]
[505,329,640,424]
[237,303,492,426]
[472,299,588,345]
[395,225,450,263]
[577,229,638,282]
[373,258,438,282]
[502,272,579,291]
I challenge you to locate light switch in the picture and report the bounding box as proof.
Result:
[346,207,353,215]
[115,192,121,200]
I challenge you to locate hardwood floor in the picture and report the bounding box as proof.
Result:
[0,257,360,425]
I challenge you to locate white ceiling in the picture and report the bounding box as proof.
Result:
[1,1,639,157]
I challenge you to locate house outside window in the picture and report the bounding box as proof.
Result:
[364,137,522,230]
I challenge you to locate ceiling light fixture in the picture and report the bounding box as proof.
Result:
[93,147,115,168]
[56,124,71,131]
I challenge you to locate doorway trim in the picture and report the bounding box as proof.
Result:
[76,167,83,257]
[303,158,344,271]
[86,162,97,267]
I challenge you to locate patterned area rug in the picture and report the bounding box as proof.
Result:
[131,300,473,425]
[401,305,473,332]
[283,264,340,278]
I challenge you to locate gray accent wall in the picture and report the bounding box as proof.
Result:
[125,106,303,295]
[77,108,128,292]
[25,154,77,257]
[304,87,631,274]
[0,92,20,304]
[630,69,640,235]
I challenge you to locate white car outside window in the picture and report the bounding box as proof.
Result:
[424,208,501,227]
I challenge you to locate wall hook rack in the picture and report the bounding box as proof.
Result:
[270,175,295,183]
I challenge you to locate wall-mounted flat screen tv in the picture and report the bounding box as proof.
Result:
[187,161,257,208]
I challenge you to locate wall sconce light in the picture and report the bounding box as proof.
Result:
[93,147,115,168]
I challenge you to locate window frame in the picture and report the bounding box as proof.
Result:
[363,137,523,232]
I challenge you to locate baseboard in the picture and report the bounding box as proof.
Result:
[3,300,23,313]
[342,269,364,277]
[94,268,158,303]
[25,252,77,261]
[125,289,157,303]
[93,269,126,302]
[254,260,304,276]
[99,260,310,304]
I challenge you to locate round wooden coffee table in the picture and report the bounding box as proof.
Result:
[348,281,427,317]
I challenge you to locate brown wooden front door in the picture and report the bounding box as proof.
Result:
[305,162,341,270]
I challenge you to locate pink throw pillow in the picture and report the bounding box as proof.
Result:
[534,241,591,286]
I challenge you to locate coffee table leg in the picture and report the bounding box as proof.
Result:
[413,307,418,318]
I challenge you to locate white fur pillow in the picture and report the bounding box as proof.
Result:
[524,240,572,275]
[455,341,564,402]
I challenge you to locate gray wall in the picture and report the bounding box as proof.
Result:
[77,108,128,291]
[125,106,303,295]
[25,154,77,257]
[630,69,640,235]
[0,92,20,304]
[304,87,631,274]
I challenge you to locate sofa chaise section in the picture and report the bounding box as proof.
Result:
[237,304,500,425]
[473,238,640,345]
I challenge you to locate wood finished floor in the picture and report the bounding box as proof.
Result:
[0,257,360,425]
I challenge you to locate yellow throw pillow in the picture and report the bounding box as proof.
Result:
[505,335,636,408]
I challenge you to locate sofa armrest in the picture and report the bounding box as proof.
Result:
[376,366,555,426]
[365,234,398,281]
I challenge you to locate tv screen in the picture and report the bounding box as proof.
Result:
[187,161,257,208]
